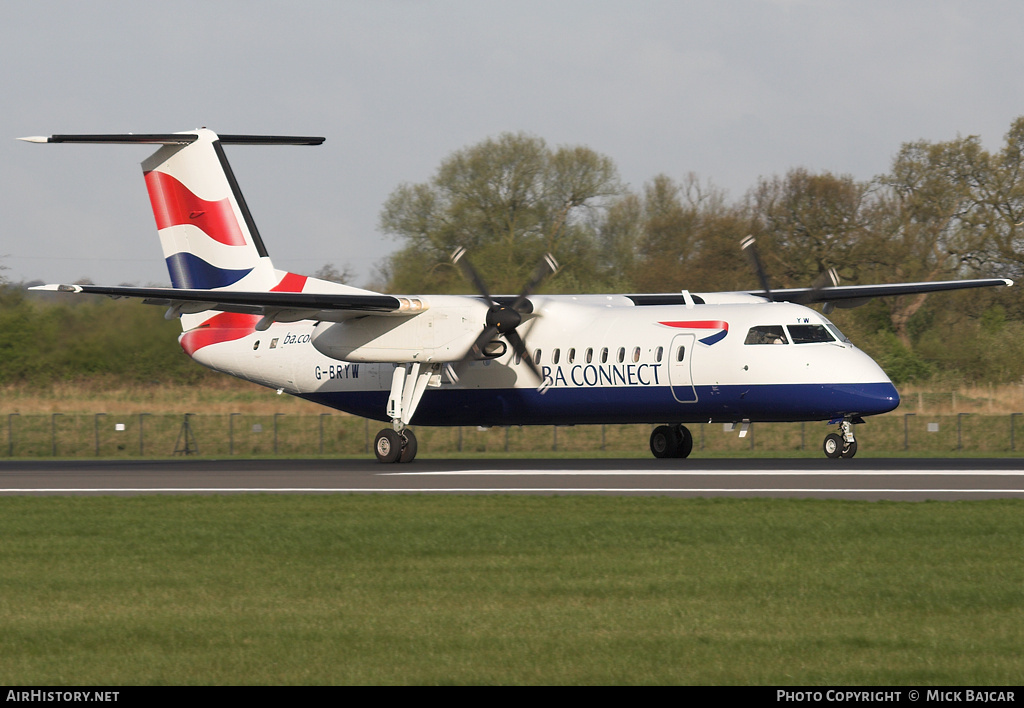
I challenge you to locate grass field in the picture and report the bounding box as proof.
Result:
[1,495,1022,685]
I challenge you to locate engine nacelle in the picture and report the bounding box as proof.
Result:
[310,297,488,363]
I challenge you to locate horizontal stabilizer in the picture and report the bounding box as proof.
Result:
[19,134,324,145]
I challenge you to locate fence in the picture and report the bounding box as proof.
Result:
[3,412,1024,457]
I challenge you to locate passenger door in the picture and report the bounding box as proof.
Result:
[668,334,697,403]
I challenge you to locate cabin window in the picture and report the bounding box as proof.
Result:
[676,345,686,362]
[600,347,609,364]
[552,348,560,364]
[585,348,594,364]
[632,346,641,363]
[655,346,664,362]
[787,324,835,344]
[534,349,542,365]
[568,348,576,364]
[617,347,625,363]
[744,325,788,345]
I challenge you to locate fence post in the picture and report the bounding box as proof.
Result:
[553,426,558,452]
[94,413,106,457]
[7,413,19,457]
[51,413,63,456]
[1012,413,1022,452]
[173,413,199,455]
[957,413,970,452]
[904,413,916,451]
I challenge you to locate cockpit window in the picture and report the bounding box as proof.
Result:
[787,324,835,344]
[744,325,788,345]
[826,323,850,343]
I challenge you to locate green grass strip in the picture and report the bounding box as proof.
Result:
[0,495,1021,685]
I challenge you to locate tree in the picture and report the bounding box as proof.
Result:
[869,136,989,346]
[313,263,355,284]
[378,133,621,294]
[747,168,873,288]
[608,174,748,293]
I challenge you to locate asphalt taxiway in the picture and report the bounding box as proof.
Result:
[1,457,1023,500]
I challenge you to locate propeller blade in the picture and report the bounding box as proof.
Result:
[811,267,840,291]
[810,267,841,314]
[511,253,559,313]
[504,328,545,385]
[451,246,493,303]
[740,235,772,296]
[448,324,499,383]
[468,325,500,360]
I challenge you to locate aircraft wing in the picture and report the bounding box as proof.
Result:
[758,278,1013,308]
[626,277,1012,307]
[29,283,425,329]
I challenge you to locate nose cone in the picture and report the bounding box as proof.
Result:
[836,381,900,416]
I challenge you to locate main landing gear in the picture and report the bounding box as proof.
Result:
[374,428,418,464]
[650,424,694,459]
[822,419,858,459]
[373,362,443,464]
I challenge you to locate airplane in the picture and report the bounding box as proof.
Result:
[20,129,1013,462]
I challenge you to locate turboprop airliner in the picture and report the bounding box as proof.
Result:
[21,130,1012,462]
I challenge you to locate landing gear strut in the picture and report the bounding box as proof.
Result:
[374,362,442,464]
[650,424,693,459]
[823,419,858,459]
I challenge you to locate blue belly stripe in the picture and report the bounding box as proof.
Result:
[298,382,900,426]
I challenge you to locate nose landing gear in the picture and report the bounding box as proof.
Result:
[823,419,858,459]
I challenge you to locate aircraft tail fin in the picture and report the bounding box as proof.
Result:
[138,130,322,291]
[24,130,325,292]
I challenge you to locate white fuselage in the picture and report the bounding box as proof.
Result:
[186,294,901,427]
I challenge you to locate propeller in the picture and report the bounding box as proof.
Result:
[740,235,772,296]
[741,235,841,310]
[810,266,841,312]
[450,247,559,386]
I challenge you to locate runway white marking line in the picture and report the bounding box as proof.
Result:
[383,469,1024,476]
[2,488,1024,494]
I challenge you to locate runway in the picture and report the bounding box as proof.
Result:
[1,457,1024,499]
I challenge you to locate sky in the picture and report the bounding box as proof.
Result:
[3,0,1023,289]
